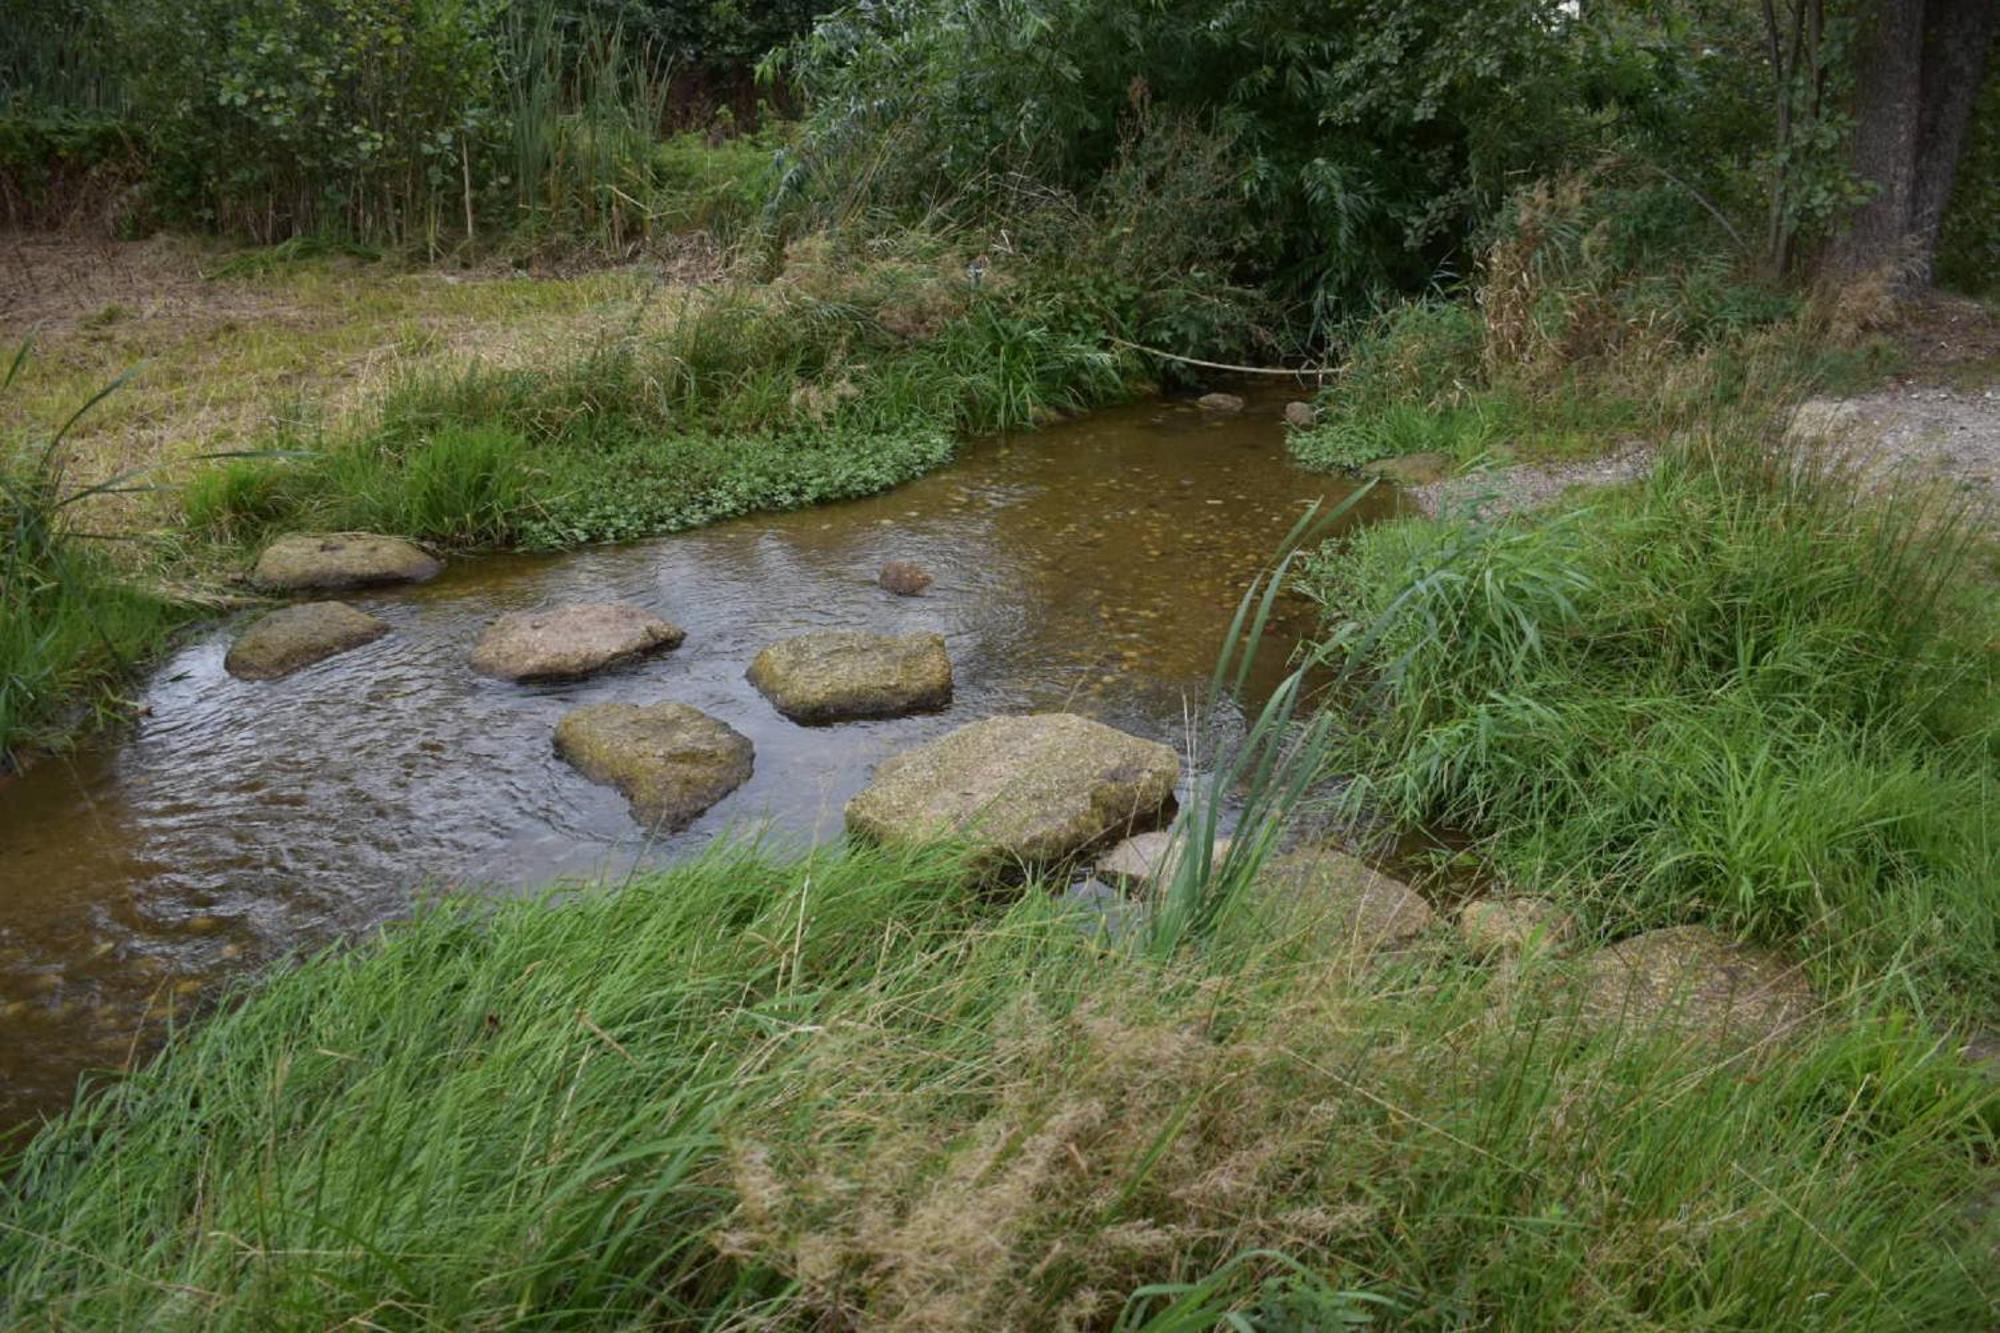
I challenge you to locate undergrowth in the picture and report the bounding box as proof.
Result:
[1306,413,2000,1021]
[1,841,1991,1328]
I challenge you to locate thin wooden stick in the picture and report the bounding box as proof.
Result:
[1106,336,1335,379]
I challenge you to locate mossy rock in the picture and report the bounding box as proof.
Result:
[250,533,441,592]
[1257,847,1435,949]
[224,602,389,681]
[554,701,753,832]
[1095,829,1233,892]
[1576,926,1815,1044]
[471,602,685,682]
[845,713,1178,873]
[747,630,952,724]
[1457,896,1572,960]
[1362,451,1455,486]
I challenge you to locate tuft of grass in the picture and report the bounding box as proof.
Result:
[1306,414,2000,1019]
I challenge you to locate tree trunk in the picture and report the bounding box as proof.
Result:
[1825,0,1926,278]
[1910,0,1999,277]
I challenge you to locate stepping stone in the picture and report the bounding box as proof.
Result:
[1576,926,1816,1044]
[224,602,389,680]
[1095,829,1233,892]
[879,560,934,596]
[845,713,1179,872]
[1362,451,1454,486]
[1457,897,1572,960]
[470,602,684,682]
[554,702,752,832]
[747,630,952,724]
[1258,847,1435,949]
[1197,391,1246,413]
[250,533,441,592]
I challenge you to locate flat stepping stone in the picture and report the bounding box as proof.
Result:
[1457,896,1572,959]
[554,702,752,832]
[1577,926,1815,1044]
[747,630,952,724]
[1258,847,1434,949]
[845,713,1179,872]
[1197,391,1245,413]
[250,533,441,592]
[224,602,388,680]
[470,602,684,682]
[1096,829,1233,892]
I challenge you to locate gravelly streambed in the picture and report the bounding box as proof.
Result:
[0,390,1393,1133]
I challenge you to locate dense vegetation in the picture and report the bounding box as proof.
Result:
[1,0,1996,1324]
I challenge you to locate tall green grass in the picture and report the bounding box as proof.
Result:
[1306,414,2000,1018]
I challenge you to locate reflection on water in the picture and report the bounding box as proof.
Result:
[0,390,1391,1133]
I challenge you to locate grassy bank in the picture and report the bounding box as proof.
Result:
[2,841,1993,1328]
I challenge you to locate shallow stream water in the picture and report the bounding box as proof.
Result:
[0,390,1392,1134]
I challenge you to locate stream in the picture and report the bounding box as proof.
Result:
[0,390,1393,1136]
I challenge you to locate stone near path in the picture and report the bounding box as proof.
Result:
[879,560,934,596]
[224,601,389,681]
[1363,451,1455,486]
[748,630,952,724]
[1457,896,1572,960]
[1576,925,1815,1044]
[249,533,441,592]
[1284,400,1319,429]
[1258,847,1434,950]
[1096,829,1233,893]
[1197,391,1246,414]
[470,602,684,682]
[554,701,753,831]
[845,713,1179,872]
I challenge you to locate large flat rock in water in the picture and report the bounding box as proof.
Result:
[845,713,1178,870]
[250,533,441,592]
[471,602,685,682]
[1258,847,1434,949]
[224,602,389,680]
[747,630,952,724]
[554,702,753,831]
[1577,926,1815,1044]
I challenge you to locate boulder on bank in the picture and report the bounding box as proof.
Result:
[470,602,684,682]
[1362,451,1455,486]
[1197,391,1246,414]
[249,533,441,592]
[1096,828,1233,893]
[1457,896,1572,960]
[553,701,753,831]
[747,630,952,724]
[1576,925,1815,1043]
[1258,847,1434,949]
[879,560,934,596]
[1284,400,1319,429]
[224,602,389,680]
[845,713,1179,871]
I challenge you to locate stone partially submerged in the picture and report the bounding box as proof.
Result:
[747,630,952,724]
[1095,828,1234,893]
[844,713,1179,872]
[470,602,684,682]
[553,702,753,831]
[1576,926,1816,1044]
[224,602,389,681]
[249,533,441,592]
[1258,847,1434,950]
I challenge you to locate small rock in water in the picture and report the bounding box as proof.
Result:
[1575,926,1815,1044]
[249,533,441,592]
[470,602,684,682]
[748,630,952,724]
[1362,451,1456,486]
[1258,847,1434,950]
[553,701,753,832]
[1197,391,1246,414]
[879,560,934,596]
[1284,400,1319,429]
[845,713,1179,875]
[1457,897,1571,959]
[1096,829,1233,892]
[224,601,390,680]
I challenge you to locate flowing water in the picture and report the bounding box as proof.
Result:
[0,391,1393,1135]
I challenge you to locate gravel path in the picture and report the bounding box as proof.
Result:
[1789,386,2000,512]
[1407,444,1656,520]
